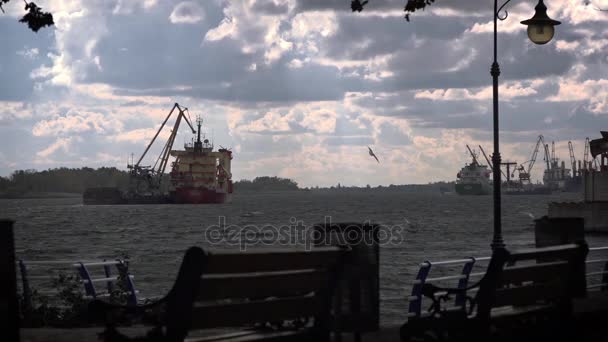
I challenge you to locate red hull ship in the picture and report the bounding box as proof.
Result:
[83,103,233,205]
[169,118,233,204]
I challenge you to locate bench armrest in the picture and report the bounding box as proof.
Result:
[420,280,483,316]
[421,278,482,298]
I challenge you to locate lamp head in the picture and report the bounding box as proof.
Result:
[520,0,561,45]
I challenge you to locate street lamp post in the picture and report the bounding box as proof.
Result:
[490,0,560,250]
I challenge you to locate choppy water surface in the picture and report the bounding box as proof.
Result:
[2,191,605,325]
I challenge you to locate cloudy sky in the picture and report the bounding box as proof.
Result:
[0,0,606,187]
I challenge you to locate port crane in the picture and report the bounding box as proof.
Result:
[516,135,544,184]
[568,141,577,177]
[128,103,196,193]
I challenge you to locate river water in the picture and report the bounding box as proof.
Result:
[2,190,606,325]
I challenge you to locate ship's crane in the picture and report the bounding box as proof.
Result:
[466,144,479,165]
[584,137,590,170]
[517,135,543,183]
[128,103,196,192]
[478,145,508,178]
[542,140,551,172]
[568,141,576,177]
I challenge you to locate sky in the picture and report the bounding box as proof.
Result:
[0,0,606,187]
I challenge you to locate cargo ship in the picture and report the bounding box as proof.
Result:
[169,120,233,204]
[83,103,233,204]
[455,147,492,195]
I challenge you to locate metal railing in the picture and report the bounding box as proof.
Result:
[385,246,608,318]
[16,258,138,310]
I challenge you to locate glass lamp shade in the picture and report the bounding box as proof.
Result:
[526,24,555,45]
[521,0,560,45]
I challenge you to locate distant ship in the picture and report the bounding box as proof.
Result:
[169,119,233,204]
[455,147,492,196]
[83,103,233,205]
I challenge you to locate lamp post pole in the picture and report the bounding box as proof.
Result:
[491,0,506,250]
[488,0,560,250]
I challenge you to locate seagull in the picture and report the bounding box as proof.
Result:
[368,146,379,163]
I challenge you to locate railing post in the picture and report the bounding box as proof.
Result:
[18,260,33,313]
[103,260,114,294]
[602,261,608,292]
[408,262,432,317]
[117,260,138,305]
[1,219,19,342]
[77,262,97,298]
[455,258,476,309]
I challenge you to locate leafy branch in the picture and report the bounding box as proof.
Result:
[0,0,54,32]
[351,0,436,21]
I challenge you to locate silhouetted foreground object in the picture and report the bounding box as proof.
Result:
[0,219,19,342]
[1,0,54,32]
[535,216,584,248]
[313,222,380,342]
[400,242,588,342]
[89,246,349,341]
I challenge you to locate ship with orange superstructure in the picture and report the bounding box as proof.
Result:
[83,103,233,204]
[169,118,233,204]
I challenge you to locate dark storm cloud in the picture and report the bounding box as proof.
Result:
[81,3,346,103]
[381,31,576,92]
[322,13,469,61]
[0,18,54,101]
[354,93,488,128]
[112,60,346,102]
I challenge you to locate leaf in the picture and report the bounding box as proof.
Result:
[18,2,54,32]
[351,0,369,12]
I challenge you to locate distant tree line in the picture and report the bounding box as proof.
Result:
[0,167,130,197]
[234,176,300,192]
[307,181,455,193]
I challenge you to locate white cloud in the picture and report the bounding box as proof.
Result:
[169,1,205,24]
[32,110,123,137]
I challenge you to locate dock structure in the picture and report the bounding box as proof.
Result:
[549,132,608,232]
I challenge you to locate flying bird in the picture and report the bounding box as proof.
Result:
[368,146,379,163]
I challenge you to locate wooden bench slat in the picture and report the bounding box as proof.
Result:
[492,281,567,308]
[500,261,570,285]
[198,270,326,300]
[190,296,323,329]
[204,247,343,274]
[186,329,312,342]
[509,244,580,261]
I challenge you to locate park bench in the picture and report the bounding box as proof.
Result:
[400,242,589,342]
[90,246,349,342]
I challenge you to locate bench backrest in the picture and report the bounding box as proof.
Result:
[164,246,346,341]
[476,242,588,317]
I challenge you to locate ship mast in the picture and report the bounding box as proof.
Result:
[194,116,203,150]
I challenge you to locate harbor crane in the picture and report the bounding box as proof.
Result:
[568,141,577,177]
[128,103,196,193]
[517,135,544,184]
